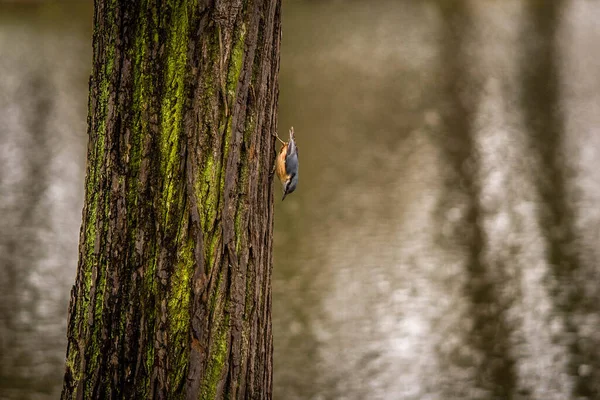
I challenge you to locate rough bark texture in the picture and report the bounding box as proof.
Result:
[62,0,281,398]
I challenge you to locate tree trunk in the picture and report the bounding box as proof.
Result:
[62,0,281,398]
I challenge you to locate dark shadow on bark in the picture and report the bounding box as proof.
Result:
[521,1,600,397]
[434,1,517,397]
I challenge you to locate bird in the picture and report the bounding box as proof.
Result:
[274,127,299,201]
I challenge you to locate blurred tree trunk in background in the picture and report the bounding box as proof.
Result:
[62,0,281,398]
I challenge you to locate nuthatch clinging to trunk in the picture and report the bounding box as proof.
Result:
[274,127,299,201]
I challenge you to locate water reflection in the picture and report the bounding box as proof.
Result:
[0,3,91,399]
[2,0,600,399]
[275,0,600,399]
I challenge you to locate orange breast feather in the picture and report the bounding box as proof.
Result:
[275,143,289,184]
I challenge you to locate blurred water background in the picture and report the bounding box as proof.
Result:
[2,1,600,399]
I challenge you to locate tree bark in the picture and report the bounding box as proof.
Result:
[62,0,280,398]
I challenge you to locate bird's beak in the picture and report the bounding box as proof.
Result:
[282,192,287,201]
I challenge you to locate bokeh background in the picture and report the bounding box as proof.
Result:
[2,1,600,399]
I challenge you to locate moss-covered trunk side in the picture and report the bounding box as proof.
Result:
[62,0,281,398]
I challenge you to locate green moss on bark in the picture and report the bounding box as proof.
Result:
[227,23,247,98]
[160,2,189,229]
[200,310,230,400]
[197,153,220,231]
[167,237,195,395]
